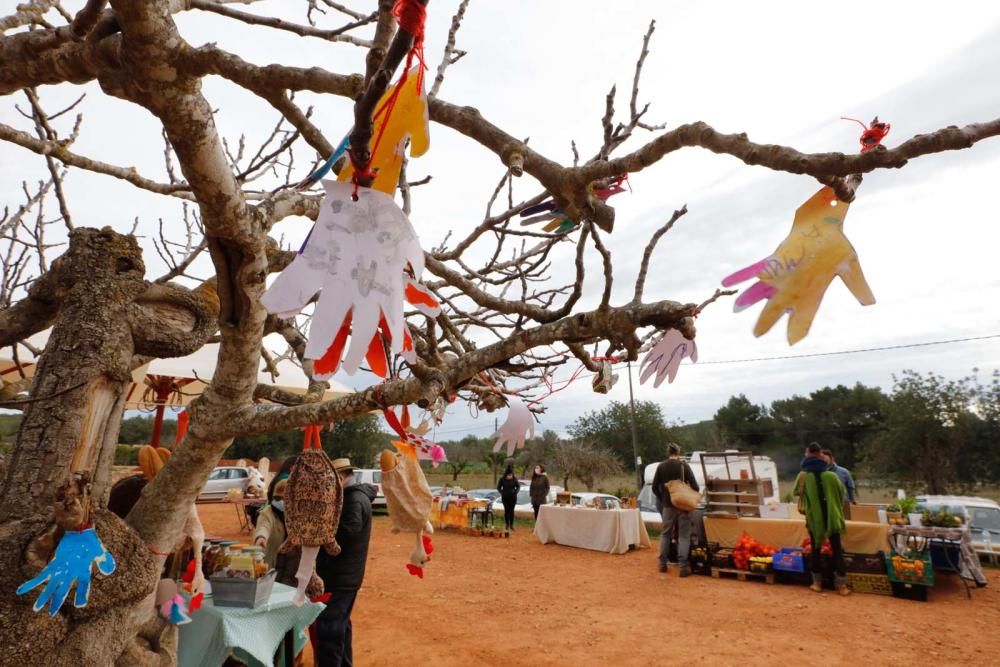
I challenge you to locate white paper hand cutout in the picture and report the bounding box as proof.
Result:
[639,329,697,388]
[261,180,439,378]
[492,397,536,457]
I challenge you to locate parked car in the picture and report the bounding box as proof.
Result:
[199,466,251,500]
[354,468,386,510]
[916,495,1000,554]
[638,484,662,527]
[467,488,501,503]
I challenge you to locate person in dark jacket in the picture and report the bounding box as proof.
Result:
[529,464,550,520]
[315,457,377,667]
[497,465,520,531]
[651,443,700,577]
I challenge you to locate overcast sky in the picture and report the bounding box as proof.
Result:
[3,1,1000,441]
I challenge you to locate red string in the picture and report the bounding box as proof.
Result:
[351,0,427,197]
[841,116,890,153]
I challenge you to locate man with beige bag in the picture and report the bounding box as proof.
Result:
[651,443,701,577]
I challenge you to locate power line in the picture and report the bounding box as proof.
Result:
[693,333,1000,365]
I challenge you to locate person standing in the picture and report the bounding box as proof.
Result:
[315,458,377,667]
[253,478,288,569]
[497,465,520,531]
[821,448,857,503]
[529,464,550,520]
[797,443,850,595]
[651,443,699,577]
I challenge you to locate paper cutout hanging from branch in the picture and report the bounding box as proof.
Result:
[261,181,440,378]
[338,66,429,195]
[519,177,628,233]
[384,405,447,467]
[639,329,698,388]
[492,396,535,457]
[721,186,875,345]
[17,526,117,617]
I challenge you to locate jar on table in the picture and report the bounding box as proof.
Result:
[245,546,268,578]
[213,541,234,577]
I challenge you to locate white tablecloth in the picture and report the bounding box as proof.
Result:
[534,505,651,554]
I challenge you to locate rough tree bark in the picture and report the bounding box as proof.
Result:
[0,227,218,665]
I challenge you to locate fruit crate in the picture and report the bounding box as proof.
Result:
[847,572,892,595]
[843,551,887,575]
[886,550,934,587]
[772,547,806,573]
[891,581,929,602]
[711,549,733,569]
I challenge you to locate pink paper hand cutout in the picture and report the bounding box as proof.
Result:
[639,329,697,388]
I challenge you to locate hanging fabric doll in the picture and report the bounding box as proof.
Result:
[379,449,434,578]
[261,180,440,379]
[492,396,535,458]
[280,425,343,606]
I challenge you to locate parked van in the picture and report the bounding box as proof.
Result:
[638,451,782,526]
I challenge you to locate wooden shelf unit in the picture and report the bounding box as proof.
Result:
[700,451,767,517]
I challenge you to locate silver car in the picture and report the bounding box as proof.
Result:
[354,468,386,510]
[199,466,251,501]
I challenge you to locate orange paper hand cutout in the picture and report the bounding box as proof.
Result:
[339,67,429,195]
[722,186,875,345]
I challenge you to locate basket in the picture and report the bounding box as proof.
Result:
[843,551,887,575]
[210,569,276,609]
[886,550,933,587]
[772,547,806,573]
[847,572,892,595]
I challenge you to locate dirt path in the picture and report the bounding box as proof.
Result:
[199,504,1000,666]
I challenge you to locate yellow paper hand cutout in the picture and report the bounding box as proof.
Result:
[722,186,875,345]
[339,67,429,195]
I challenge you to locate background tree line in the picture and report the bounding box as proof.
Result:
[4,368,994,496]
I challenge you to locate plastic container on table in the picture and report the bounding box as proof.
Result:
[210,569,277,609]
[908,513,924,527]
[772,547,806,573]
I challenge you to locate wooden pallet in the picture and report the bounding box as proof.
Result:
[711,567,775,584]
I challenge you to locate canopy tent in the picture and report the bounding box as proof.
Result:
[1,335,352,446]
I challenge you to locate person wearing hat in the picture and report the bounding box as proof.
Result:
[315,458,377,667]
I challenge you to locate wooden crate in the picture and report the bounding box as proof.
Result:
[848,572,892,596]
[711,567,774,584]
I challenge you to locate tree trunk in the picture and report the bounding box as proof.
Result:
[0,228,217,665]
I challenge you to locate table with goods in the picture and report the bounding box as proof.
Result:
[430,494,496,534]
[689,504,981,601]
[178,539,326,667]
[534,502,651,554]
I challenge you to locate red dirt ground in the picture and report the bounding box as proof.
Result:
[198,503,1000,666]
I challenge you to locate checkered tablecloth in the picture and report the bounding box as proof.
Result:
[179,582,325,667]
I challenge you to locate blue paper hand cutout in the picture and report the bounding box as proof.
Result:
[17,527,116,616]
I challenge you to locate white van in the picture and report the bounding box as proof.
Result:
[638,451,782,525]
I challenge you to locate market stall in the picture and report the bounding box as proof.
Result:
[535,504,651,554]
[703,516,889,554]
[179,582,324,667]
[430,495,490,531]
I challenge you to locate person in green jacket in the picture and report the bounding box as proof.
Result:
[795,443,850,595]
